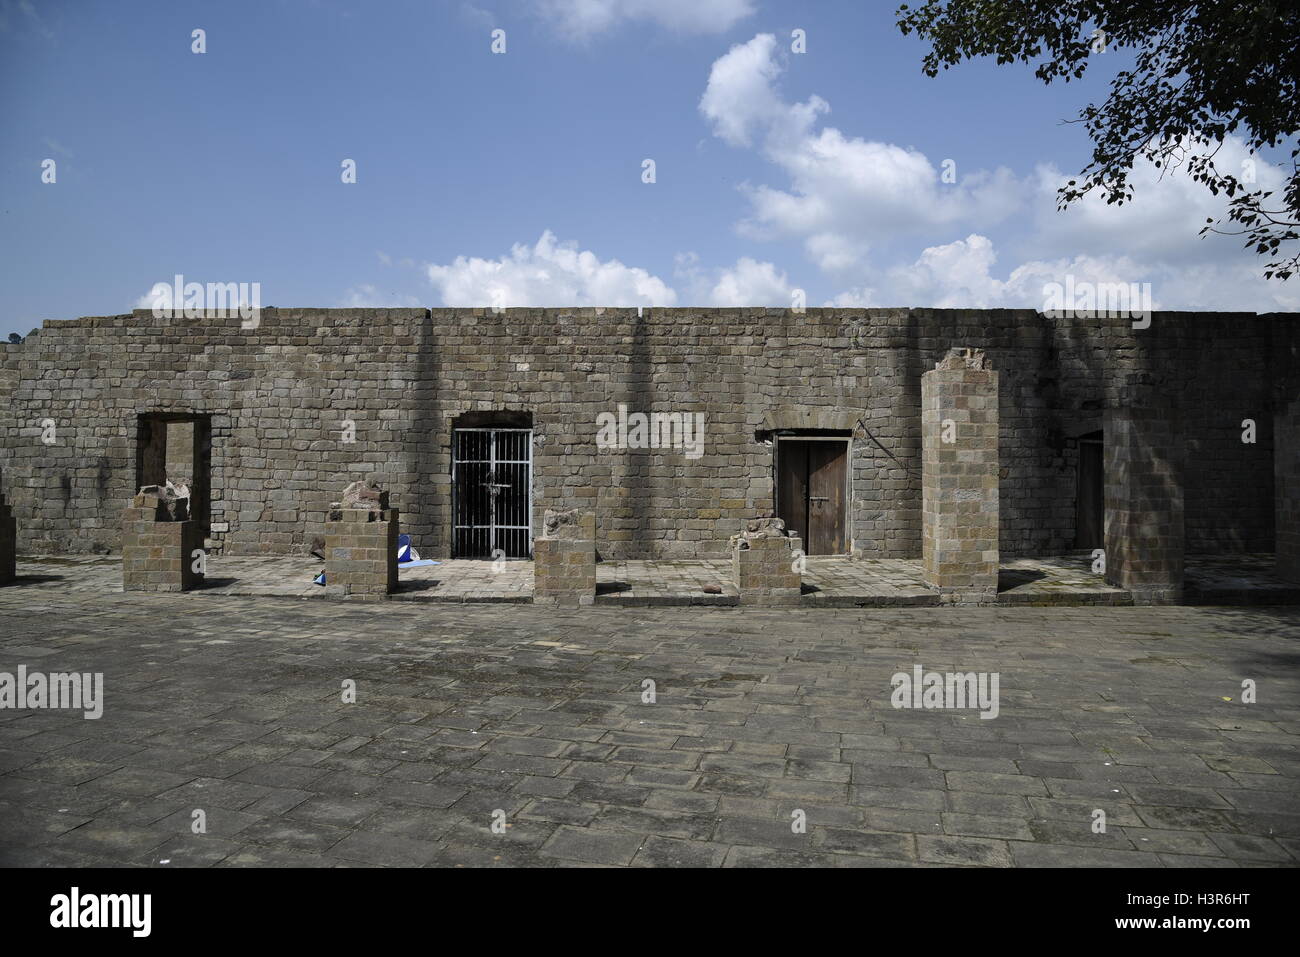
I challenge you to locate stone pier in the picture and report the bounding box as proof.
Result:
[1104,382,1185,604]
[921,348,1000,605]
[122,485,204,592]
[324,481,398,600]
[533,508,596,607]
[732,517,802,605]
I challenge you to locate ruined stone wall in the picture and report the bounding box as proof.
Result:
[0,307,1289,559]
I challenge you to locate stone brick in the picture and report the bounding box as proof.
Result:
[533,509,595,607]
[732,521,802,605]
[121,492,205,592]
[324,506,398,599]
[921,349,999,604]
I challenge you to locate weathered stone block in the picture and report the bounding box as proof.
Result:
[732,520,802,605]
[922,349,999,605]
[325,507,398,598]
[534,509,596,607]
[122,493,204,593]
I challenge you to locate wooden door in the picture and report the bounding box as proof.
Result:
[777,439,848,555]
[807,442,847,555]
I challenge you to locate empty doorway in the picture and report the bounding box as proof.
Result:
[1076,431,1103,549]
[135,413,212,530]
[775,436,849,555]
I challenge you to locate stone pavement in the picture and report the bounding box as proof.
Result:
[16,552,1294,606]
[0,587,1297,868]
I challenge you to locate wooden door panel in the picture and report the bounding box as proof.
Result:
[776,441,809,545]
[807,442,847,555]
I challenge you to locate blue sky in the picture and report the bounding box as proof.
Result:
[1,0,1295,339]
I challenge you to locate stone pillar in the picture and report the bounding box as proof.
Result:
[534,509,596,607]
[0,469,15,585]
[1276,397,1300,582]
[732,517,802,605]
[1104,386,1184,604]
[921,348,999,604]
[122,487,204,592]
[324,482,398,600]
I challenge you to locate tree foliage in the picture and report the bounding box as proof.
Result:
[896,1,1300,279]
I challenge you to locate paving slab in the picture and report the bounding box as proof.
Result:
[0,589,1297,867]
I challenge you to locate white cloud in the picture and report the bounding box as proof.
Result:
[836,233,1300,313]
[700,34,1024,274]
[696,37,1296,311]
[538,0,753,38]
[1025,137,1294,268]
[708,257,792,306]
[338,285,422,308]
[854,137,1300,312]
[698,33,796,148]
[674,251,797,305]
[425,231,677,307]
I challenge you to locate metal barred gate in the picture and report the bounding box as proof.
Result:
[452,428,533,558]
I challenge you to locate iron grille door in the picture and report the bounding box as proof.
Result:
[453,428,533,558]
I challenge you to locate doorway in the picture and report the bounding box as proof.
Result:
[135,413,212,530]
[775,436,849,555]
[1076,431,1103,549]
[452,427,533,558]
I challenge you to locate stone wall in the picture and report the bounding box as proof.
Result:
[0,308,1291,559]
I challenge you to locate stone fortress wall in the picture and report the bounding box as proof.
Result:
[0,307,1295,560]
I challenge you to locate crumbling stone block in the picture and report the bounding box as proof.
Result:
[732,516,802,605]
[122,487,204,592]
[136,481,190,521]
[534,508,595,607]
[922,349,999,605]
[341,480,388,511]
[324,483,398,600]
